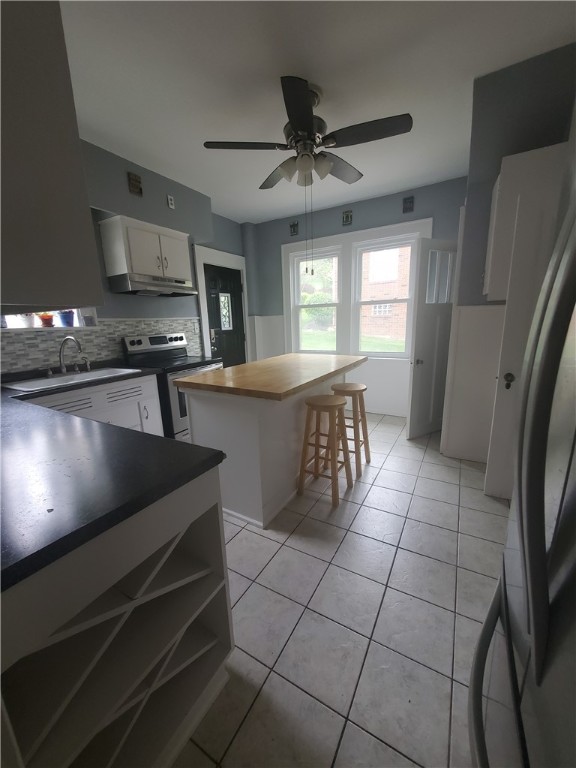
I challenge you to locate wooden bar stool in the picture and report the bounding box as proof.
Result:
[297,394,353,507]
[331,383,371,478]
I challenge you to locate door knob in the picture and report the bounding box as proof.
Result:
[503,372,515,390]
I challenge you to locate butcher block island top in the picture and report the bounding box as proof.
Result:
[173,353,368,400]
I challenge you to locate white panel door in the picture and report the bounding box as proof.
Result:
[485,144,568,499]
[406,239,456,439]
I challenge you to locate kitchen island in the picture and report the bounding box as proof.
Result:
[174,353,367,527]
[1,393,231,768]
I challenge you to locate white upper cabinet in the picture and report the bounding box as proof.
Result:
[483,143,568,301]
[100,215,195,289]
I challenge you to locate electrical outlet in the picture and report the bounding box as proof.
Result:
[167,195,175,209]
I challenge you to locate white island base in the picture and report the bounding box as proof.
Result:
[185,375,345,528]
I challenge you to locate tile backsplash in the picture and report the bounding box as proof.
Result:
[1,317,203,373]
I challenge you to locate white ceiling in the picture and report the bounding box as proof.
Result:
[61,2,575,225]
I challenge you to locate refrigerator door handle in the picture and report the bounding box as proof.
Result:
[468,579,502,768]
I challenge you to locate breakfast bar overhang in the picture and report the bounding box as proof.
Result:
[174,353,367,527]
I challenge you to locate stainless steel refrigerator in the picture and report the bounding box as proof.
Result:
[468,167,576,765]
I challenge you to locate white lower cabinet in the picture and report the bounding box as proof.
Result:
[30,375,164,436]
[1,469,233,768]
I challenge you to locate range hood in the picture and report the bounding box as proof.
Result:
[107,273,198,297]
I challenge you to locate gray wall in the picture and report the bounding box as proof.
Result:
[459,43,576,306]
[81,142,244,319]
[248,176,467,316]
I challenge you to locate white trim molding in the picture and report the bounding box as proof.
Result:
[194,245,253,362]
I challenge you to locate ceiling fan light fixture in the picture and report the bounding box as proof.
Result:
[295,152,314,174]
[297,170,313,187]
[314,153,333,180]
[279,157,297,181]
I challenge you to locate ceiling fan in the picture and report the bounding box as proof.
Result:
[204,76,413,189]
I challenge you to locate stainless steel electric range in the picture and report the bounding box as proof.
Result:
[123,332,223,442]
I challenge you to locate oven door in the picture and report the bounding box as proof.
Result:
[167,364,223,439]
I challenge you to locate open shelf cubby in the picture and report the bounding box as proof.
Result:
[2,468,233,768]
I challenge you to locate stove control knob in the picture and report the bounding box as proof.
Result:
[179,335,184,341]
[129,340,136,346]
[137,339,143,346]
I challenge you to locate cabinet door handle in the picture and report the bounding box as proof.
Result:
[143,406,149,420]
[164,256,168,270]
[157,255,162,271]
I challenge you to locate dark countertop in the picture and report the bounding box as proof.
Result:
[1,391,225,591]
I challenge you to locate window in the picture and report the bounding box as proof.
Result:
[282,220,432,358]
[356,244,412,354]
[293,250,339,352]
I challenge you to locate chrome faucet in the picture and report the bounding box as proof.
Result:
[59,335,82,373]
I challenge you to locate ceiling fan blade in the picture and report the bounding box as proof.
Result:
[259,164,286,189]
[281,76,314,137]
[321,113,413,148]
[204,141,289,150]
[320,152,363,184]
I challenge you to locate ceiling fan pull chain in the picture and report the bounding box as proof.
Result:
[310,182,314,276]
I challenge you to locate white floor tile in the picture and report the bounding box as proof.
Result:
[332,531,396,585]
[373,468,417,494]
[389,443,426,460]
[225,529,281,579]
[334,722,417,768]
[373,588,454,676]
[458,534,503,578]
[382,455,422,476]
[460,467,486,490]
[275,610,368,714]
[232,583,304,666]
[459,507,508,544]
[323,478,371,505]
[423,448,461,468]
[453,614,483,686]
[222,673,344,768]
[450,682,473,768]
[350,642,451,767]
[256,546,328,605]
[355,463,381,484]
[407,495,459,531]
[456,567,498,622]
[461,459,487,472]
[305,475,332,494]
[308,564,385,636]
[174,740,216,768]
[389,548,456,611]
[362,485,412,516]
[350,505,405,546]
[309,496,361,529]
[245,508,304,543]
[366,451,389,467]
[284,490,322,515]
[419,461,460,485]
[223,520,242,544]
[400,518,458,565]
[227,569,251,606]
[285,517,346,561]
[460,486,509,517]
[414,476,460,505]
[193,648,268,762]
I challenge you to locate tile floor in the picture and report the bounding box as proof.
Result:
[179,414,510,768]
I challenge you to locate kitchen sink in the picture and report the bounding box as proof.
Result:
[3,368,141,393]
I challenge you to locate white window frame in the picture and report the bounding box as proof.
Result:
[282,219,433,357]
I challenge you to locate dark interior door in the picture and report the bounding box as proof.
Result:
[204,264,246,367]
